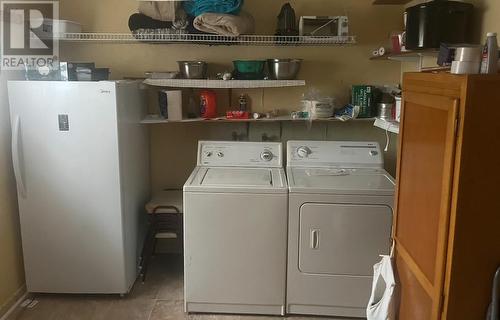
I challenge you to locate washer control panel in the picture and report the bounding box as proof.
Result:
[287,141,384,168]
[198,141,282,167]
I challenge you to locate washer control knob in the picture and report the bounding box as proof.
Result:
[205,151,213,157]
[261,151,274,162]
[370,150,379,156]
[297,146,312,158]
[217,152,224,158]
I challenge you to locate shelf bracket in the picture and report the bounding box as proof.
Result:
[417,54,424,72]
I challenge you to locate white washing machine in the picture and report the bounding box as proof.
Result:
[286,141,395,318]
[183,141,288,316]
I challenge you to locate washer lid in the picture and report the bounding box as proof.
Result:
[288,167,395,195]
[185,167,288,194]
[202,168,273,186]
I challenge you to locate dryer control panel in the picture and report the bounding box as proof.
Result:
[287,141,384,168]
[198,141,283,168]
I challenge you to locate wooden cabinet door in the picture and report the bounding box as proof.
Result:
[394,91,459,320]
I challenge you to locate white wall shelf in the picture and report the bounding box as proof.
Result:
[57,33,356,46]
[141,115,376,124]
[374,118,400,134]
[143,78,306,88]
[370,50,439,71]
[370,50,439,62]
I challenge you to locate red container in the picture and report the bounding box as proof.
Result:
[200,90,217,119]
[226,111,250,120]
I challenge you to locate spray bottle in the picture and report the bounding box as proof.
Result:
[480,32,499,74]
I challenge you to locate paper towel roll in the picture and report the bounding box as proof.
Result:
[451,61,480,74]
[159,90,183,121]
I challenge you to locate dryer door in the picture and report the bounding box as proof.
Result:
[299,203,392,276]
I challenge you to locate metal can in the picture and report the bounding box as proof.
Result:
[377,103,394,121]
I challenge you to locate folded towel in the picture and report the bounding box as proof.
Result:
[139,1,180,22]
[193,12,254,36]
[184,0,243,17]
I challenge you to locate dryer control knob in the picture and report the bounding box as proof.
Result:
[370,150,379,156]
[261,151,274,162]
[217,152,224,158]
[297,146,312,158]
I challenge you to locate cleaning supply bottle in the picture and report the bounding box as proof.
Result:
[238,94,248,112]
[480,32,499,74]
[200,90,217,119]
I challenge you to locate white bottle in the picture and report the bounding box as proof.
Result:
[480,32,499,74]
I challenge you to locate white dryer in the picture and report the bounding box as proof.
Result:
[184,141,288,316]
[286,141,395,318]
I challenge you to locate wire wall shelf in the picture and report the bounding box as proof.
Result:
[58,33,357,46]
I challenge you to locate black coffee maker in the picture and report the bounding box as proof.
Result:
[405,0,474,50]
[276,3,298,36]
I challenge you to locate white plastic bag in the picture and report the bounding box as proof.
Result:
[367,253,397,320]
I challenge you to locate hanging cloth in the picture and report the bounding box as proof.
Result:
[366,242,397,320]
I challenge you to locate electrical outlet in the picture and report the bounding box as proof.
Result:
[248,123,281,142]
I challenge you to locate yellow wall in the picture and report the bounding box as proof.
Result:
[0,0,498,307]
[0,72,25,315]
[59,0,405,188]
[0,0,498,309]
[474,0,500,36]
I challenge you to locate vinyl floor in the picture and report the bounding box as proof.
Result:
[13,254,353,320]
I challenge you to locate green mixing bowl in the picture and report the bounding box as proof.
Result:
[233,60,266,80]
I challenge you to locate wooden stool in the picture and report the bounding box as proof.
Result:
[139,190,183,282]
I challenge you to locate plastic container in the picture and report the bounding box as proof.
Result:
[480,33,499,74]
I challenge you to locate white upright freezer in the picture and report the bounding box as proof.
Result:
[8,81,150,295]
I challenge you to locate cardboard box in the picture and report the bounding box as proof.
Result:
[352,85,374,118]
[159,90,183,121]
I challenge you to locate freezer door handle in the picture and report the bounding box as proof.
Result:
[311,229,320,250]
[12,116,26,198]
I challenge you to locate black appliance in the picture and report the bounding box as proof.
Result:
[276,3,298,36]
[405,0,474,50]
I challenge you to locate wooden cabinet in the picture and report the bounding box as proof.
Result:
[395,72,500,320]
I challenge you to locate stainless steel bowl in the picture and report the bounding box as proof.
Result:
[267,59,302,80]
[177,61,208,79]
